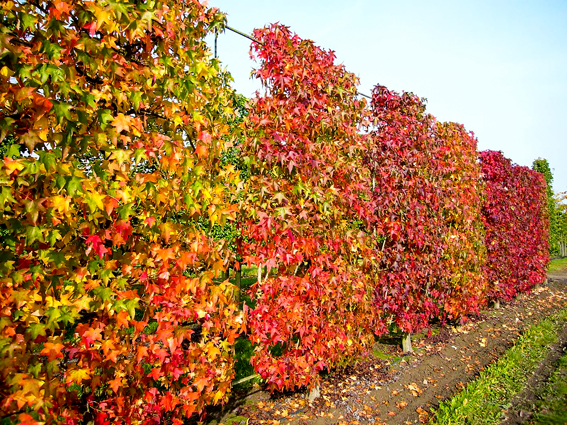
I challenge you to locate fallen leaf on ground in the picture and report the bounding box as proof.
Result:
[395,401,408,409]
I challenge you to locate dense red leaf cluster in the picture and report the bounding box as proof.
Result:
[511,166,549,288]
[366,87,487,335]
[367,86,445,334]
[480,151,549,301]
[0,2,551,420]
[241,24,376,391]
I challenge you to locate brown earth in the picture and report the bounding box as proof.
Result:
[210,275,567,425]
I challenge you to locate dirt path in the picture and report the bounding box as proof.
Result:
[214,277,567,425]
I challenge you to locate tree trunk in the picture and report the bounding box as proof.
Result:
[224,266,230,281]
[236,269,241,303]
[307,384,321,401]
[402,333,413,354]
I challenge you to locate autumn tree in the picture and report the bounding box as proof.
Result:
[435,122,487,320]
[512,165,549,290]
[480,151,518,302]
[481,151,549,303]
[0,1,244,423]
[555,192,567,256]
[241,24,376,391]
[367,85,444,339]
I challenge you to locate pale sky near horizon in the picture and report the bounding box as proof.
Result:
[208,0,567,194]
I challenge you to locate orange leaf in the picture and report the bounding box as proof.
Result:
[82,327,103,347]
[105,197,118,216]
[195,144,208,159]
[41,342,64,360]
[109,376,122,393]
[198,131,212,144]
[101,339,115,356]
[17,413,41,425]
[137,346,149,363]
[112,113,131,134]
[149,368,161,380]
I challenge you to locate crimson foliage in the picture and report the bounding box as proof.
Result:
[480,151,549,301]
[241,24,376,391]
[0,0,551,414]
[367,85,444,334]
[511,165,549,290]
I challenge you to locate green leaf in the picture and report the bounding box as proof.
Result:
[117,203,135,220]
[126,299,140,319]
[7,144,20,158]
[62,122,77,145]
[39,151,58,171]
[48,250,65,266]
[0,186,16,208]
[94,286,112,303]
[53,102,72,125]
[37,64,50,84]
[59,306,77,325]
[77,110,89,125]
[130,91,143,109]
[29,323,47,339]
[41,39,63,60]
[29,363,42,379]
[98,109,114,128]
[26,226,43,244]
[21,13,36,30]
[66,176,83,196]
[46,307,61,328]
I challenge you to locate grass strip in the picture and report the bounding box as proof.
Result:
[548,257,567,272]
[431,307,567,425]
[529,350,567,424]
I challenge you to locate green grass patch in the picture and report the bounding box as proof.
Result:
[548,257,567,273]
[529,351,567,424]
[372,348,399,361]
[233,337,256,384]
[431,307,567,425]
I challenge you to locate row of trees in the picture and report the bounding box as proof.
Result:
[0,2,548,424]
[240,25,548,391]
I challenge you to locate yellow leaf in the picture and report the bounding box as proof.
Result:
[66,368,91,385]
[207,345,221,360]
[110,149,131,166]
[51,195,71,213]
[213,390,225,403]
[0,66,13,77]
[86,191,106,211]
[111,113,131,134]
[4,157,24,175]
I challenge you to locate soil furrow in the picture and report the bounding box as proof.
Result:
[210,276,567,425]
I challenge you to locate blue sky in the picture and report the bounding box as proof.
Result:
[208,0,567,194]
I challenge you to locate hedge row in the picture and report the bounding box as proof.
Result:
[0,5,549,425]
[241,25,546,394]
[481,151,549,300]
